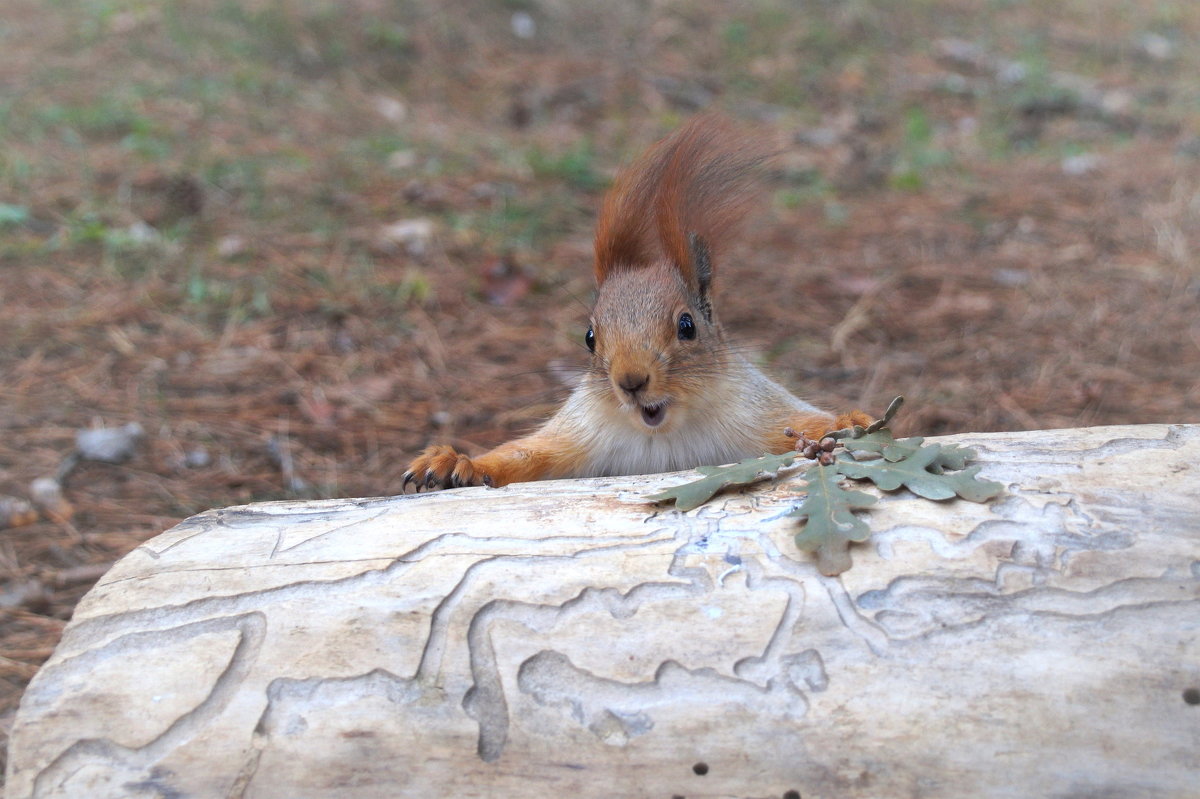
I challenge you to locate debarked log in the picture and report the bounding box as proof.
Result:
[6,424,1200,799]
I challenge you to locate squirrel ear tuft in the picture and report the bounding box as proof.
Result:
[593,114,768,288]
[688,233,714,322]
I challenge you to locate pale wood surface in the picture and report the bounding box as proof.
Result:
[7,425,1200,799]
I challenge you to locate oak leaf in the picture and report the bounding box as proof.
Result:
[836,443,1002,501]
[646,452,798,512]
[842,429,923,462]
[788,464,878,576]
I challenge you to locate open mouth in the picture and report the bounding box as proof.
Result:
[639,401,668,428]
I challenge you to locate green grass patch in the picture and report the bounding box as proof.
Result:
[526,140,604,192]
[456,192,583,253]
[891,106,954,190]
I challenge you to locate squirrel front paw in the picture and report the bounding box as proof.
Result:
[832,410,874,431]
[402,445,492,492]
[790,410,876,442]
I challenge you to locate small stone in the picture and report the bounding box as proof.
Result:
[76,423,145,464]
[379,218,434,256]
[217,235,247,259]
[0,496,38,529]
[387,150,418,171]
[373,96,407,123]
[1061,154,1101,177]
[992,268,1031,287]
[995,60,1027,86]
[126,220,160,245]
[510,11,536,39]
[184,448,212,468]
[1100,89,1134,116]
[1140,32,1174,62]
[29,477,73,523]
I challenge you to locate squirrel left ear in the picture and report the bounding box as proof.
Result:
[688,233,714,322]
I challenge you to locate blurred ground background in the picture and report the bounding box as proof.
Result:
[2,0,1199,773]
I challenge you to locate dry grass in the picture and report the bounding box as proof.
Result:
[2,0,1199,776]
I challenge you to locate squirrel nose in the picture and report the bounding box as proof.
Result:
[617,372,649,396]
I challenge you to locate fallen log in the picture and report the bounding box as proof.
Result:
[7,425,1200,798]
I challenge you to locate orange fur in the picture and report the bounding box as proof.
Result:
[593,115,768,290]
[405,431,585,489]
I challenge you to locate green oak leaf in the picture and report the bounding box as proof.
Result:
[644,393,1003,578]
[836,443,1002,501]
[928,443,977,473]
[843,429,924,462]
[788,464,878,576]
[646,451,799,512]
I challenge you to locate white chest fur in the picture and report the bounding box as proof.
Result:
[549,361,816,478]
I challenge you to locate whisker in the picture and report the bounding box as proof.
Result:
[555,283,596,316]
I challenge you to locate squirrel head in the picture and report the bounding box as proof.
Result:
[586,236,720,433]
[585,115,766,434]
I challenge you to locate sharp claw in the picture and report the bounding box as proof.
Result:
[450,473,462,489]
[424,471,438,489]
[401,471,414,491]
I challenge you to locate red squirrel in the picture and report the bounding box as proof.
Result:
[404,116,871,491]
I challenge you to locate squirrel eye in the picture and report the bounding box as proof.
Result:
[585,326,596,352]
[677,312,696,341]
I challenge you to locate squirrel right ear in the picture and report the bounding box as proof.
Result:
[688,233,714,322]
